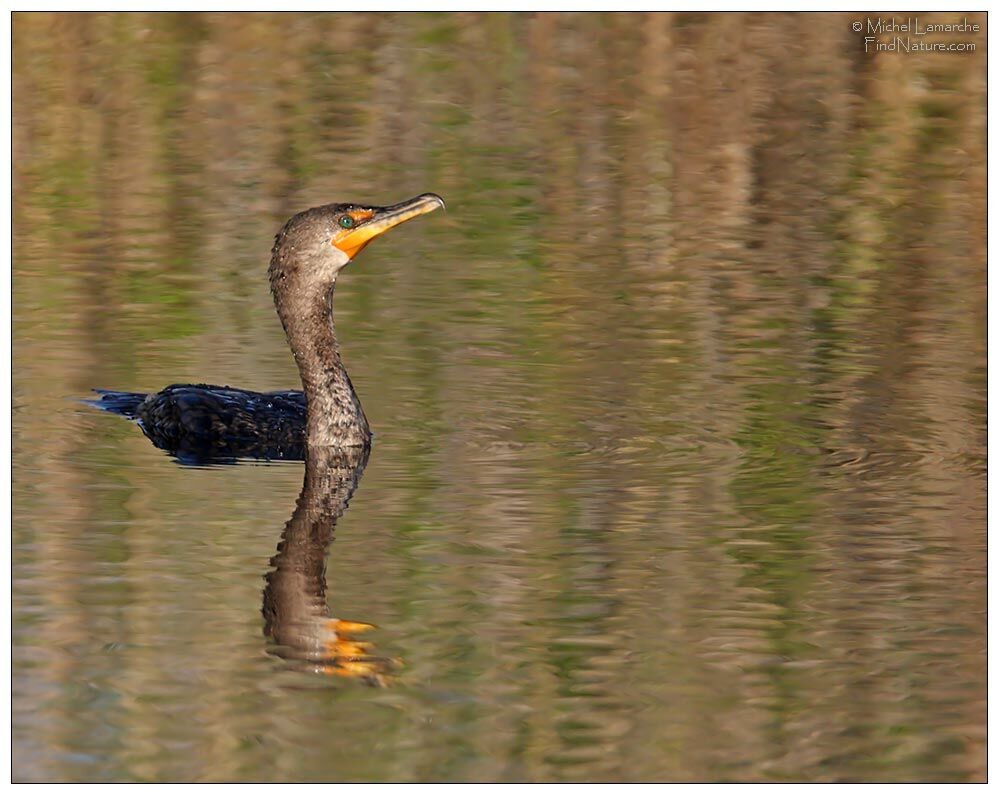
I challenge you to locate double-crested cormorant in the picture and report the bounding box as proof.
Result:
[93,193,445,461]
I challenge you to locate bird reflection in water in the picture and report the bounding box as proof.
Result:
[262,442,396,686]
[82,423,395,684]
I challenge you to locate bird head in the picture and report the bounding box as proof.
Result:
[269,193,445,290]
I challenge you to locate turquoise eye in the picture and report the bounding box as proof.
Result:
[338,215,355,229]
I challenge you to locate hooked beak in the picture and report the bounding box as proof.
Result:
[333,193,445,260]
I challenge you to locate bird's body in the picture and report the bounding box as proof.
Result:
[92,193,444,463]
[93,384,308,462]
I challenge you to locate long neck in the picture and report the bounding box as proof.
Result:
[279,283,370,447]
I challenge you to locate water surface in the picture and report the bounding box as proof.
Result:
[13,11,986,782]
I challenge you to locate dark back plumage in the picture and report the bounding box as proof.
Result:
[93,384,307,464]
